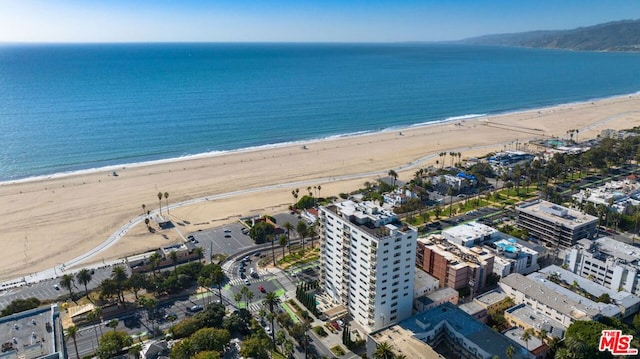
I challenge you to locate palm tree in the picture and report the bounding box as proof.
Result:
[388,170,398,188]
[264,292,280,350]
[210,264,226,302]
[111,266,129,304]
[505,345,515,359]
[164,192,170,214]
[194,247,204,264]
[296,221,308,250]
[65,325,80,359]
[76,268,93,299]
[278,235,288,259]
[85,310,100,350]
[169,250,179,278]
[141,204,146,217]
[373,342,395,359]
[308,221,318,249]
[106,319,118,332]
[283,222,293,254]
[157,192,163,215]
[60,274,75,300]
[92,307,104,337]
[270,235,277,266]
[521,328,532,352]
[148,252,161,278]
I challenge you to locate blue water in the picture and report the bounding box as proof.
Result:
[1,43,639,181]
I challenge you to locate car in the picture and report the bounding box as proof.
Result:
[224,229,231,233]
[258,285,265,293]
[244,278,250,285]
[53,284,60,290]
[224,234,231,238]
[254,252,261,257]
[240,273,246,279]
[90,269,95,275]
[188,305,204,313]
[187,235,195,241]
[239,267,245,273]
[265,326,272,335]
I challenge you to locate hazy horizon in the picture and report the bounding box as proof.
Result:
[1,1,638,43]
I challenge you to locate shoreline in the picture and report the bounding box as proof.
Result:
[2,90,638,186]
[1,92,639,282]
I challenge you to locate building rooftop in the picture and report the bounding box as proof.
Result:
[413,268,440,294]
[505,303,566,338]
[418,235,494,269]
[537,265,640,311]
[324,200,414,239]
[399,303,528,358]
[425,287,458,304]
[442,222,497,244]
[458,301,486,316]
[370,325,442,359]
[500,273,603,320]
[517,200,597,229]
[577,237,640,264]
[0,304,63,359]
[474,289,508,308]
[503,327,544,352]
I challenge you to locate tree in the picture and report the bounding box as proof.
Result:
[195,247,204,264]
[264,291,280,349]
[111,265,129,304]
[149,252,161,278]
[210,264,226,302]
[164,192,170,214]
[505,345,515,359]
[388,170,398,188]
[521,328,532,352]
[138,296,158,332]
[106,319,119,332]
[240,334,270,359]
[1,297,41,317]
[249,221,275,244]
[278,235,288,259]
[169,250,179,278]
[86,309,101,348]
[60,274,75,300]
[96,330,132,359]
[76,268,93,300]
[296,221,308,250]
[190,328,231,354]
[128,272,147,300]
[65,325,80,359]
[373,342,395,359]
[157,191,163,215]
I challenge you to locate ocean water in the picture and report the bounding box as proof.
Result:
[0,43,639,181]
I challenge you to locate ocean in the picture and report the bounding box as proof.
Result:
[0,43,639,182]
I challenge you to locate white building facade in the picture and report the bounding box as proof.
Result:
[319,201,417,332]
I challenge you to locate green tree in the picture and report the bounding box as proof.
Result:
[278,235,288,260]
[521,328,532,352]
[388,170,398,188]
[111,266,129,304]
[65,325,80,359]
[76,268,93,299]
[190,328,231,354]
[149,252,162,278]
[128,272,147,300]
[157,191,163,215]
[264,291,280,349]
[240,334,270,359]
[296,221,308,250]
[0,297,41,317]
[505,345,515,359]
[60,274,75,300]
[373,342,395,359]
[164,192,170,214]
[169,250,179,278]
[96,330,132,359]
[193,351,220,359]
[249,221,276,244]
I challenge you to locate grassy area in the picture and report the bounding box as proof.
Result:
[331,345,346,356]
[277,248,320,269]
[281,301,301,324]
[313,325,328,337]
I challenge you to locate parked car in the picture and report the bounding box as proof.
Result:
[188,305,203,313]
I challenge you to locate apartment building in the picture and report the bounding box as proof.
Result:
[566,237,640,296]
[416,234,494,295]
[516,200,597,248]
[319,200,417,332]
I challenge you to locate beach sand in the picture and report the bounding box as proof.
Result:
[1,94,639,281]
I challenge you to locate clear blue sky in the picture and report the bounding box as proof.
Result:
[1,0,638,43]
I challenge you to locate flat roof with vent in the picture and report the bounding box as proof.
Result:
[517,200,597,229]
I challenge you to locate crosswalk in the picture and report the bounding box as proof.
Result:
[228,269,273,286]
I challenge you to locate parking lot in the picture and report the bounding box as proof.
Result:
[189,222,255,259]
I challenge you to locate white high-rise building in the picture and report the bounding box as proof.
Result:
[319,200,417,332]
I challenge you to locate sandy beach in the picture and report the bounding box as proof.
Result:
[1,94,640,281]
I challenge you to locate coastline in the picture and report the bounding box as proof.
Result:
[2,91,638,187]
[1,93,640,282]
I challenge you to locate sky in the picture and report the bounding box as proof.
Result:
[0,0,638,43]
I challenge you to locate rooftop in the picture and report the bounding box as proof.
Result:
[370,325,442,359]
[418,235,494,269]
[576,237,640,264]
[458,301,486,316]
[503,327,544,351]
[442,222,497,241]
[537,265,640,310]
[505,303,566,338]
[0,304,63,359]
[399,303,528,358]
[517,200,597,229]
[323,200,414,239]
[474,289,508,308]
[500,273,603,320]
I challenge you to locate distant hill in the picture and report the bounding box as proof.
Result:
[460,19,640,52]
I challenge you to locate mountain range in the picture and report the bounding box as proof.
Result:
[460,19,640,52]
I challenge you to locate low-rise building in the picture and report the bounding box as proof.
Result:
[565,237,640,296]
[0,304,65,359]
[442,222,498,248]
[500,273,619,327]
[414,287,459,312]
[537,265,640,318]
[488,238,540,278]
[459,301,488,323]
[503,327,547,359]
[516,200,597,248]
[416,235,494,295]
[413,268,441,299]
[367,302,532,359]
[474,289,510,313]
[504,303,566,339]
[572,179,640,214]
